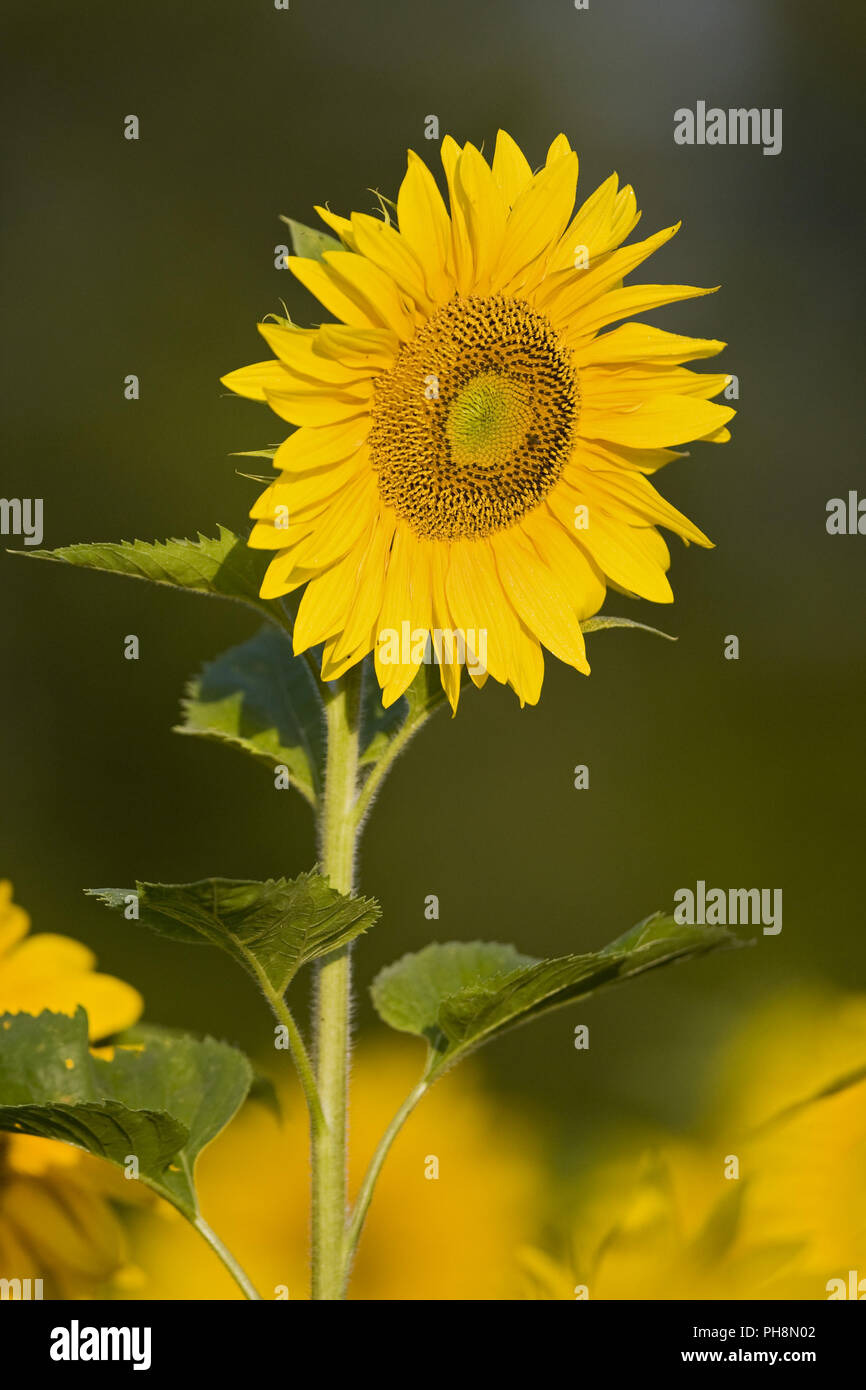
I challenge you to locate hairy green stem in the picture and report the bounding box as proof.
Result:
[256,971,325,1133]
[194,1214,262,1300]
[311,670,362,1299]
[352,711,433,829]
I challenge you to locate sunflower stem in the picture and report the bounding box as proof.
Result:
[352,703,438,830]
[311,669,362,1299]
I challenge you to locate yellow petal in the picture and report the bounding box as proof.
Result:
[575,322,726,366]
[441,135,474,295]
[491,528,590,673]
[0,881,30,958]
[258,322,373,386]
[546,133,574,165]
[610,183,641,246]
[491,129,533,208]
[329,512,396,662]
[320,251,415,340]
[292,530,372,652]
[453,142,508,293]
[0,969,143,1041]
[549,479,673,602]
[285,471,378,571]
[0,933,95,986]
[8,1134,82,1175]
[312,323,400,371]
[0,1210,41,1281]
[430,545,463,713]
[580,393,734,448]
[493,151,579,291]
[320,628,375,681]
[546,173,620,276]
[396,150,454,302]
[565,283,718,342]
[264,383,371,429]
[446,539,518,686]
[349,213,433,311]
[522,506,607,618]
[251,449,368,518]
[572,438,684,476]
[289,255,396,333]
[273,417,370,473]
[313,204,358,249]
[539,223,681,324]
[5,1179,120,1278]
[574,467,712,546]
[509,622,545,707]
[220,360,292,401]
[581,363,731,404]
[375,528,433,701]
[249,507,323,552]
[260,550,307,600]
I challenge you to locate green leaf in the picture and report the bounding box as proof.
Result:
[403,660,453,721]
[372,913,739,1077]
[371,941,533,1037]
[0,1009,251,1220]
[358,658,409,766]
[580,614,676,641]
[88,871,380,997]
[21,526,292,634]
[176,625,325,806]
[280,216,342,261]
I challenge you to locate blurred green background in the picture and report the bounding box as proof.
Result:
[2,0,864,1179]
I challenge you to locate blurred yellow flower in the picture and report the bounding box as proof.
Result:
[520,987,866,1300]
[0,880,146,1297]
[125,1043,544,1300]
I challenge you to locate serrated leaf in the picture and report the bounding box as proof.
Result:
[280,216,342,261]
[0,1009,251,1220]
[580,614,676,641]
[21,526,292,634]
[372,914,739,1076]
[88,872,380,997]
[176,625,325,806]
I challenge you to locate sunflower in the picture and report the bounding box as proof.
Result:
[223,130,734,710]
[519,988,866,1300]
[0,880,146,1297]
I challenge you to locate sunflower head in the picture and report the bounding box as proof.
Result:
[223,130,734,711]
[0,881,146,1296]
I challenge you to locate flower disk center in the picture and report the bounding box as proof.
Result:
[445,372,533,471]
[369,295,580,541]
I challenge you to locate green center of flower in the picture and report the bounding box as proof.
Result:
[369,295,580,541]
[445,372,533,472]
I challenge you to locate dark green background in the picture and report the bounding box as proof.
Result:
[3,0,864,1164]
